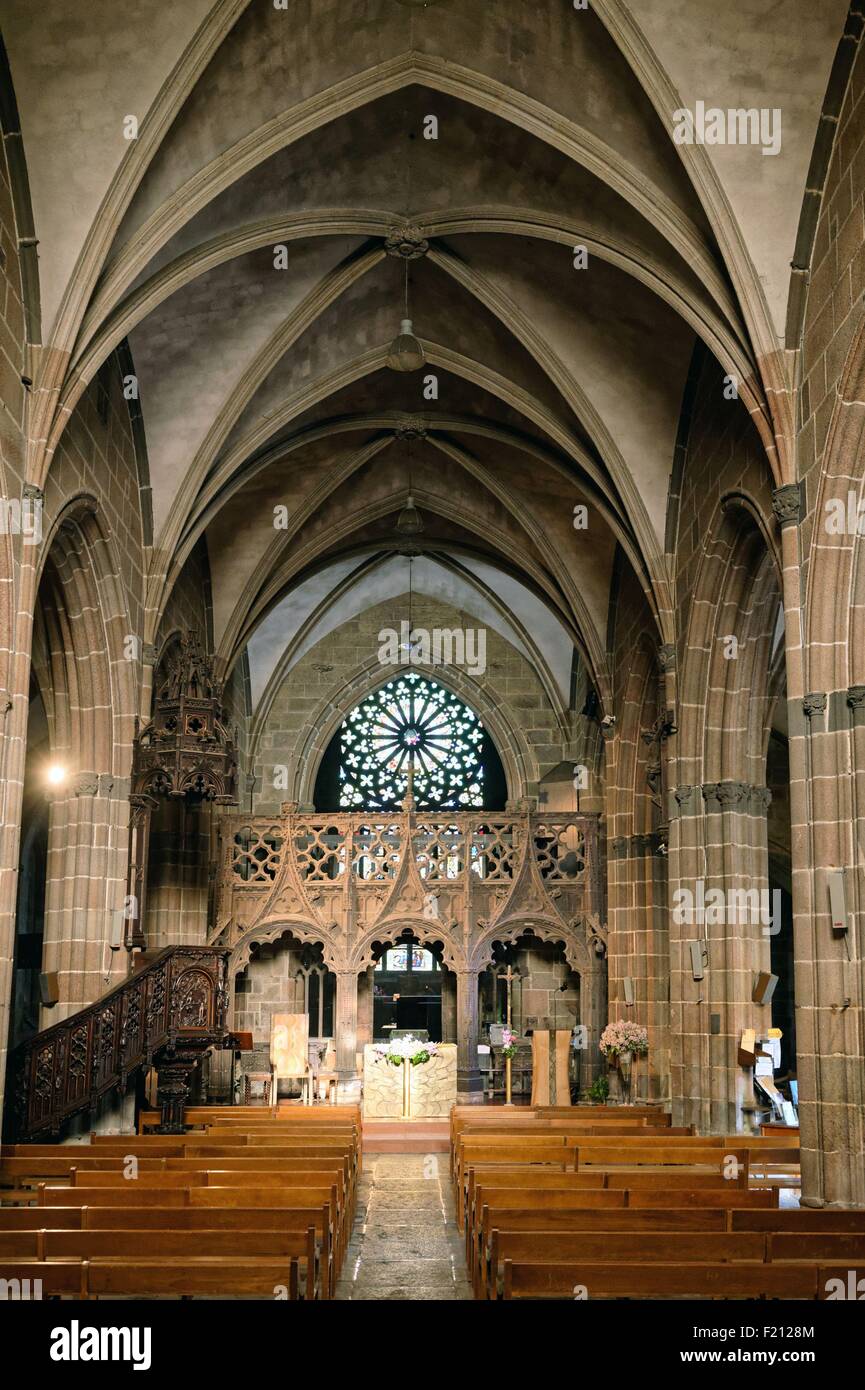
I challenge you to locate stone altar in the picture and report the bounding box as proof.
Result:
[363,1043,457,1117]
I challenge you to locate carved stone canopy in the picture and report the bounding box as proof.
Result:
[132,631,238,804]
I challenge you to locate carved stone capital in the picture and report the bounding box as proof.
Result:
[701,782,721,807]
[847,685,865,712]
[72,772,100,798]
[22,483,43,503]
[716,780,749,807]
[142,643,158,665]
[385,224,429,259]
[803,692,827,719]
[657,643,676,673]
[772,483,801,527]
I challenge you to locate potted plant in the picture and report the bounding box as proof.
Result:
[582,1075,610,1105]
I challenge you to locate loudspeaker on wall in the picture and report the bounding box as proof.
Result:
[39,971,59,1007]
[752,971,778,1005]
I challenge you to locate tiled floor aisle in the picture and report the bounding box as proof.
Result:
[335,1152,473,1300]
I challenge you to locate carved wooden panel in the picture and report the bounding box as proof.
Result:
[11,946,230,1141]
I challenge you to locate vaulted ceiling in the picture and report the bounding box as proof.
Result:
[4,0,848,715]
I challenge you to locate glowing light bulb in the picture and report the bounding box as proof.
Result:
[46,764,67,787]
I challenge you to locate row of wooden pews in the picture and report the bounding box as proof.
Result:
[0,1104,360,1300]
[451,1104,865,1300]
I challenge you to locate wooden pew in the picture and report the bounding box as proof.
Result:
[463,1168,606,1237]
[472,1205,729,1296]
[467,1186,626,1260]
[85,1255,301,1300]
[454,1138,579,1206]
[769,1233,865,1261]
[2,1199,336,1294]
[139,1104,362,1131]
[0,1227,319,1299]
[1,1150,357,1229]
[485,1230,768,1298]
[731,1209,865,1232]
[627,1188,776,1208]
[0,1258,87,1297]
[502,1259,819,1299]
[466,1185,776,1285]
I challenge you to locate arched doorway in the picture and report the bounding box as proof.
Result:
[371,938,446,1042]
[233,931,336,1096]
[479,933,582,1102]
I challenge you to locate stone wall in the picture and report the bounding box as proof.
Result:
[0,106,29,1110]
[253,592,570,815]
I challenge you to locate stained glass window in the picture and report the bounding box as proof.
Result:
[375,946,439,972]
[339,673,484,811]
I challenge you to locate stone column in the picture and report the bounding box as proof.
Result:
[146,799,210,948]
[581,962,605,1091]
[356,966,373,1048]
[125,793,157,949]
[455,967,483,1101]
[794,689,865,1207]
[334,968,361,1103]
[668,782,707,1131]
[42,771,127,1022]
[441,967,457,1042]
[712,781,774,1134]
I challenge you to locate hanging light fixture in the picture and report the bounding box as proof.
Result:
[396,494,424,536]
[399,555,421,661]
[396,437,424,536]
[387,261,425,373]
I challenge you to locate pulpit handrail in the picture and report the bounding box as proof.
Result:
[7,945,229,1142]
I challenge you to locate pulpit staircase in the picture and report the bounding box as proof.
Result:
[5,945,230,1142]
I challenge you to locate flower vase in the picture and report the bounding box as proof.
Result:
[606,1055,618,1103]
[618,1050,633,1105]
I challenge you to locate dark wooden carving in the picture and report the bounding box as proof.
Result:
[132,632,238,805]
[8,946,230,1141]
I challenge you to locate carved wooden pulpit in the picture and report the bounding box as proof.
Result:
[529,1024,572,1106]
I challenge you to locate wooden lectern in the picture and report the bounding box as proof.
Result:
[529,1025,573,1106]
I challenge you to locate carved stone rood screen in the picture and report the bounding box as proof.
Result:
[210,805,607,1101]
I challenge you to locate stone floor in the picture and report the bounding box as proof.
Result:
[334,1152,473,1300]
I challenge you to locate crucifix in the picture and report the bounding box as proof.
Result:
[496,964,520,1106]
[404,755,415,807]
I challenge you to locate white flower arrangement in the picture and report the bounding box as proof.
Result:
[373,1034,439,1066]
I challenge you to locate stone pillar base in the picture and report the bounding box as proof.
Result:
[336,1072,362,1105]
[457,1067,484,1104]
